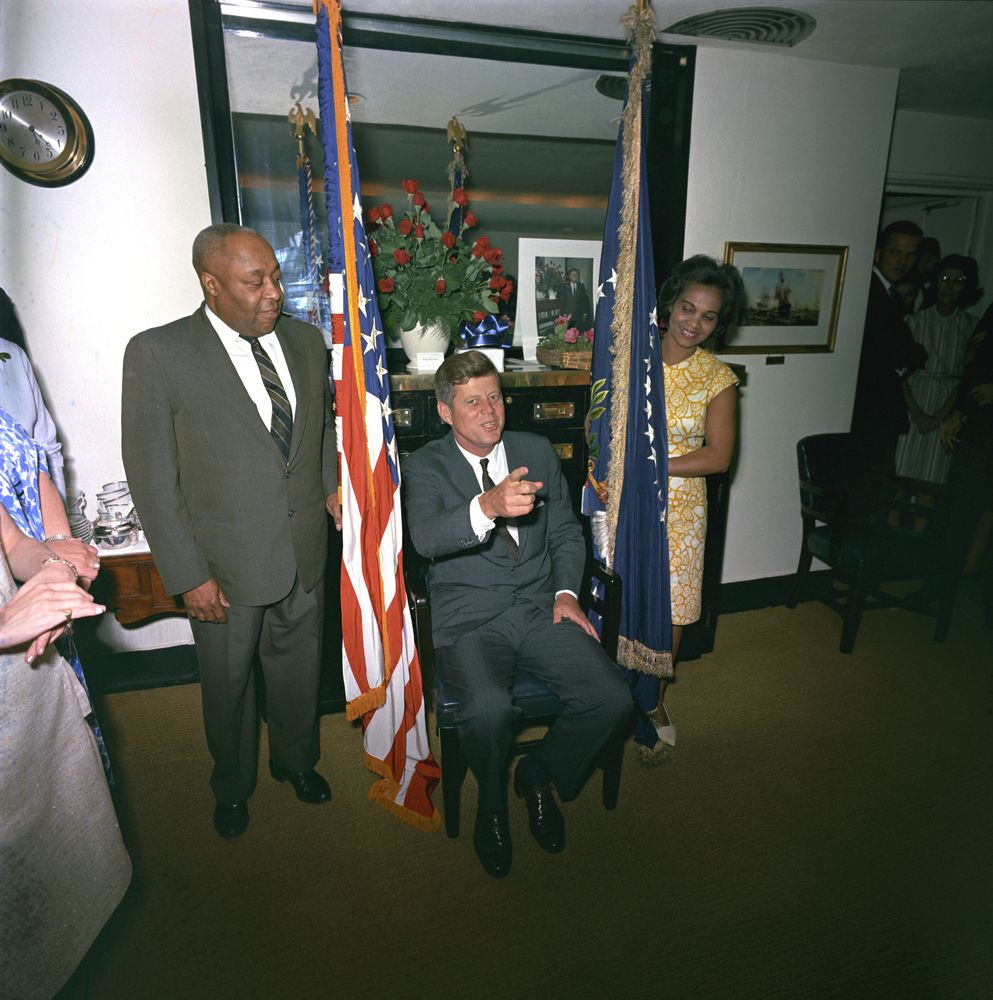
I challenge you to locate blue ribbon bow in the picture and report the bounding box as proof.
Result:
[457,314,513,350]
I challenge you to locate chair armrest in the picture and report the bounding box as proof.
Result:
[581,558,622,660]
[403,557,435,700]
[799,478,849,524]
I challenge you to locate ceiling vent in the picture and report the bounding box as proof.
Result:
[662,7,816,47]
[595,75,628,101]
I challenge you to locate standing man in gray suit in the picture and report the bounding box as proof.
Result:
[122,224,341,839]
[404,352,631,878]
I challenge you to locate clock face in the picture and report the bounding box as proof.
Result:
[0,89,72,170]
[0,79,93,186]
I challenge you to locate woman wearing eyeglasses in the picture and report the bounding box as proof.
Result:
[895,254,982,484]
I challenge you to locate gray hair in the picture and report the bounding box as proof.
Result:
[434,351,499,407]
[191,223,262,274]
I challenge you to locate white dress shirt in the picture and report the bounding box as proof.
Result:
[456,439,520,546]
[204,306,297,428]
[456,437,575,599]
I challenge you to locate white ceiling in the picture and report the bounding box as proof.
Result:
[327,0,993,121]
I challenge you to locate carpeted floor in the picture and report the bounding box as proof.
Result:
[71,585,993,1000]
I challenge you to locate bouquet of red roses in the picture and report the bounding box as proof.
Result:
[367,179,512,344]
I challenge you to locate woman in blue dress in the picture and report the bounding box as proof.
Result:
[0,409,110,777]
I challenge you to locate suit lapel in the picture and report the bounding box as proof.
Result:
[503,433,532,558]
[275,318,310,464]
[443,433,483,501]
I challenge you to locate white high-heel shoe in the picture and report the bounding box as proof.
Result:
[653,706,677,747]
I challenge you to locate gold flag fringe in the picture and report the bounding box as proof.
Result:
[618,635,674,678]
[345,684,387,722]
[604,3,657,555]
[364,752,443,832]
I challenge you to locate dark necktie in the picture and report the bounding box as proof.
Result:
[889,283,905,316]
[479,458,519,560]
[242,335,293,462]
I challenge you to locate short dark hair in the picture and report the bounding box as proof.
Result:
[876,220,923,251]
[938,254,983,308]
[434,351,499,407]
[192,223,262,273]
[657,254,745,342]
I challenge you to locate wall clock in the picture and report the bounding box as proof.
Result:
[0,78,94,187]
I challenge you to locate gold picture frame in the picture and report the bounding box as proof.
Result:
[722,242,848,354]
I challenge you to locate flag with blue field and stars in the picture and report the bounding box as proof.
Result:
[581,3,672,751]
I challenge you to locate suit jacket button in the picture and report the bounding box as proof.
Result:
[288,508,296,517]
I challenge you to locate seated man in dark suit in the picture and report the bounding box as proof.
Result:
[403,352,632,878]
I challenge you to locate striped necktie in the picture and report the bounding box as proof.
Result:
[479,458,519,560]
[242,335,293,462]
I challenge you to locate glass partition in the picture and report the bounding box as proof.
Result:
[190,1,693,331]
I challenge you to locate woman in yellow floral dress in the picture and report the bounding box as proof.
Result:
[652,256,742,747]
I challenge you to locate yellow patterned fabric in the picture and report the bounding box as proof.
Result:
[665,348,739,624]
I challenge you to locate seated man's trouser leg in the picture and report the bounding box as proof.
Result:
[437,601,632,813]
[191,573,324,804]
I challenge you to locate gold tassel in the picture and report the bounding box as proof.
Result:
[603,2,656,553]
[618,636,674,678]
[364,752,442,832]
[345,684,387,721]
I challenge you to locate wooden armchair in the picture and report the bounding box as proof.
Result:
[787,432,953,653]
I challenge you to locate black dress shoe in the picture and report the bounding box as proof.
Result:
[213,800,249,839]
[473,811,512,878]
[269,764,331,804]
[514,768,565,854]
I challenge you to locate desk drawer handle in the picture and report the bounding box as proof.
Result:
[393,408,413,428]
[552,442,574,461]
[533,401,575,421]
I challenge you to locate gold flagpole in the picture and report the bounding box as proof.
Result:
[287,100,318,167]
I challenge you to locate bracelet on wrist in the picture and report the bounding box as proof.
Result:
[44,533,73,542]
[41,555,78,578]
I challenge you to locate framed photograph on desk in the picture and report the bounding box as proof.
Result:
[516,238,601,360]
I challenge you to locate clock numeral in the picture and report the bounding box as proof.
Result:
[0,108,11,121]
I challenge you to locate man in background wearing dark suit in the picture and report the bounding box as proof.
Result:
[122,224,341,840]
[403,352,631,878]
[560,267,592,331]
[851,220,927,479]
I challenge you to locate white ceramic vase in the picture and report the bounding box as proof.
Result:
[399,320,450,365]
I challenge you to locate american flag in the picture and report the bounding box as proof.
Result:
[296,149,333,347]
[581,4,672,750]
[314,0,440,829]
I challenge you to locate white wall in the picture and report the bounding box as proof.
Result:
[1,0,211,648]
[683,48,900,583]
